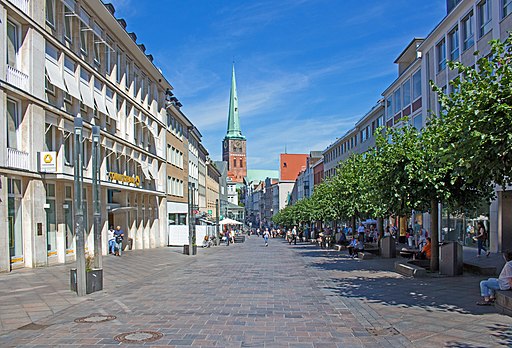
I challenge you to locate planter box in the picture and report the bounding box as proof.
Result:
[70,268,103,294]
[183,245,197,255]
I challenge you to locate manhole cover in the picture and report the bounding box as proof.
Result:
[18,323,51,330]
[366,327,400,336]
[74,314,117,323]
[114,330,163,343]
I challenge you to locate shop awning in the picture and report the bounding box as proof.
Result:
[45,59,67,92]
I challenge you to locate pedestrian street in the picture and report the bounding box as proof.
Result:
[1,237,511,347]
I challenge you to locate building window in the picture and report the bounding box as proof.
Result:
[393,88,401,114]
[402,79,411,106]
[45,124,55,151]
[80,23,88,55]
[412,70,421,100]
[478,1,492,38]
[449,26,459,60]
[45,76,55,95]
[64,132,73,165]
[386,96,393,120]
[462,12,474,50]
[7,98,20,149]
[46,0,55,27]
[116,50,122,82]
[413,114,423,130]
[125,58,131,89]
[437,39,446,72]
[505,0,512,18]
[240,159,243,168]
[7,20,19,68]
[63,4,73,42]
[93,37,101,66]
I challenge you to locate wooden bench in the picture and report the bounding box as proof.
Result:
[334,244,347,251]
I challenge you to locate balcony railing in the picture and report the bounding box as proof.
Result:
[7,148,30,171]
[6,66,29,91]
[9,0,29,14]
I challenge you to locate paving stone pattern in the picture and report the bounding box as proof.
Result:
[0,236,511,347]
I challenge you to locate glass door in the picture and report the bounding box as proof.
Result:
[45,183,57,257]
[8,179,23,264]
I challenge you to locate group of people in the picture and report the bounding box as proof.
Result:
[107,226,124,256]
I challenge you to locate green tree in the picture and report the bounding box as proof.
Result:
[432,34,512,189]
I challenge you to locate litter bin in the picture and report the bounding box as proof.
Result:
[440,241,463,276]
[380,236,396,258]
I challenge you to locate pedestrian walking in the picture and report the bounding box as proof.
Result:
[107,226,116,255]
[475,222,490,257]
[114,226,124,256]
[263,228,270,246]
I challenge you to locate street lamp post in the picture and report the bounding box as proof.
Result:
[73,117,86,296]
[92,126,102,269]
[188,183,196,255]
[215,198,220,246]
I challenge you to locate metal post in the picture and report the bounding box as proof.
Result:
[215,198,220,245]
[74,117,86,296]
[92,126,102,269]
[188,183,196,255]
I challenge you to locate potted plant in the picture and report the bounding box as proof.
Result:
[70,254,103,294]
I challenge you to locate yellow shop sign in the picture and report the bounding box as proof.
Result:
[108,172,140,186]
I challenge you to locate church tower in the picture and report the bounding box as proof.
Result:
[222,65,246,183]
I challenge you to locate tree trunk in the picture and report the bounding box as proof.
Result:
[377,217,383,237]
[430,199,439,272]
[351,216,356,236]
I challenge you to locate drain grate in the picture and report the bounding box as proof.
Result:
[74,314,117,323]
[114,330,163,344]
[366,327,400,336]
[18,323,51,330]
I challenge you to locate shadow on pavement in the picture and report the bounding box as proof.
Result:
[289,242,498,316]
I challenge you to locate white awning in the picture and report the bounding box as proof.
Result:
[80,80,94,109]
[63,71,80,100]
[105,98,118,121]
[140,163,151,180]
[93,89,108,115]
[45,59,67,92]
[148,164,158,179]
[62,0,76,10]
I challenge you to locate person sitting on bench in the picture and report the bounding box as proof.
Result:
[348,235,364,258]
[416,237,431,260]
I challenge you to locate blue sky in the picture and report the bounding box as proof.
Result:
[109,0,447,170]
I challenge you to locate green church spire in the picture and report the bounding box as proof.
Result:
[225,64,245,140]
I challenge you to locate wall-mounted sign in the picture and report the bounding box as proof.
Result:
[108,172,140,186]
[39,151,57,173]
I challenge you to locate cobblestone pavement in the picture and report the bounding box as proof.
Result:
[1,236,511,347]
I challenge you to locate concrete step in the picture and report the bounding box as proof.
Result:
[394,260,427,278]
[496,291,512,316]
[463,262,497,276]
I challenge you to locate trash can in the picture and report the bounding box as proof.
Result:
[440,241,463,276]
[183,245,197,255]
[380,236,396,258]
